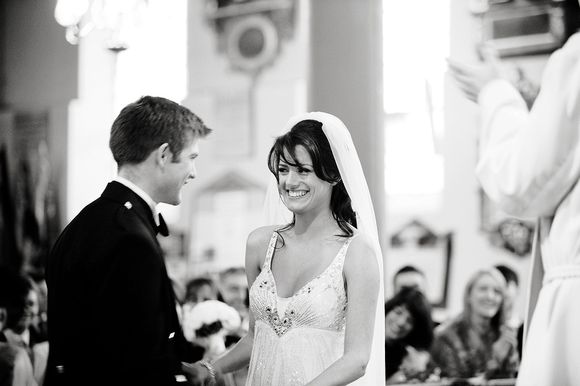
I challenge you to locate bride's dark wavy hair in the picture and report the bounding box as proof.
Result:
[267,119,356,237]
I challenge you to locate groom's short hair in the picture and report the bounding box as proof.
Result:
[109,96,211,166]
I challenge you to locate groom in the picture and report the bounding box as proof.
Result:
[45,96,211,385]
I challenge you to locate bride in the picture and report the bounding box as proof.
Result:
[185,112,385,385]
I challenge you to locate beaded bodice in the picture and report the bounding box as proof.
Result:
[249,232,351,337]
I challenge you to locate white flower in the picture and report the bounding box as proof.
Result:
[182,300,241,342]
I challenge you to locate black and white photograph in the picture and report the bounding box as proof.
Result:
[1,0,580,385]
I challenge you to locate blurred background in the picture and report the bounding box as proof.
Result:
[1,0,579,323]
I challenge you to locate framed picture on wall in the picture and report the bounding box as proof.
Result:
[387,220,453,308]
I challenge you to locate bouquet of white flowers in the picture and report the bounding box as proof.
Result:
[182,300,241,360]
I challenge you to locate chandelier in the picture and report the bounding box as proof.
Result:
[54,0,149,51]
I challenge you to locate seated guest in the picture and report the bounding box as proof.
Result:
[384,287,436,384]
[180,276,219,362]
[28,279,48,346]
[2,272,48,385]
[217,267,249,341]
[0,267,37,386]
[184,276,220,306]
[431,268,519,380]
[217,268,248,319]
[393,265,427,294]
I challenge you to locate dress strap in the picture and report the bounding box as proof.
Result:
[334,235,356,271]
[263,232,279,270]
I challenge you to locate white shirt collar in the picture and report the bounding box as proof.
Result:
[114,176,159,225]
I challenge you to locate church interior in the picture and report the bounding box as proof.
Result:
[2,0,578,344]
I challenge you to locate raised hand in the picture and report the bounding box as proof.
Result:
[447,45,509,102]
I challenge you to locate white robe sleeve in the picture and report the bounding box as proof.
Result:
[475,34,580,218]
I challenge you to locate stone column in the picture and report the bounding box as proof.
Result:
[308,0,386,241]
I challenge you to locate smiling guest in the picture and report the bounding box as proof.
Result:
[431,268,519,380]
[384,287,435,384]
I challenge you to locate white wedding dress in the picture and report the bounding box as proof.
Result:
[261,111,385,385]
[246,232,353,385]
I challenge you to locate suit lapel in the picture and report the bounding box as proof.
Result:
[101,182,182,341]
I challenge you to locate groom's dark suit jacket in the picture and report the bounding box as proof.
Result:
[45,182,200,386]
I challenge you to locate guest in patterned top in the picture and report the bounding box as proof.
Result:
[431,268,519,380]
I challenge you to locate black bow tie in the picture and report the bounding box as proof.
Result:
[156,213,169,237]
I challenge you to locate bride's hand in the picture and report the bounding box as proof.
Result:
[181,361,219,386]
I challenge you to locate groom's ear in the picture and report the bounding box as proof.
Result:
[155,143,172,167]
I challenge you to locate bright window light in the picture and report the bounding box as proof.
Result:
[114,0,187,113]
[383,0,449,198]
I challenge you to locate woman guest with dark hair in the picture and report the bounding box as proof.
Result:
[431,268,519,380]
[384,287,436,384]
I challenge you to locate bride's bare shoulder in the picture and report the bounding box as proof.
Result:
[245,225,285,265]
[346,231,377,263]
[247,225,281,248]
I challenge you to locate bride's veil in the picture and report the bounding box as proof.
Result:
[263,112,386,384]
